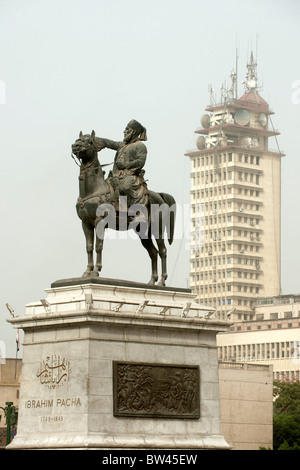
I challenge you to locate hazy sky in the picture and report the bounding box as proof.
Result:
[0,0,299,358]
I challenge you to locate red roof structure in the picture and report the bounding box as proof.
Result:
[238,90,269,113]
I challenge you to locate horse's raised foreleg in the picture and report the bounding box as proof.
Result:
[140,237,158,285]
[82,221,94,278]
[156,238,167,286]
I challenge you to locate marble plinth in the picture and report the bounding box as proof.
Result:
[7,278,230,450]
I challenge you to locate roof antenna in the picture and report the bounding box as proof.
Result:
[235,35,239,99]
[235,44,239,99]
[256,34,258,66]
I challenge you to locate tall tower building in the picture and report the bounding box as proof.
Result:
[186,53,284,321]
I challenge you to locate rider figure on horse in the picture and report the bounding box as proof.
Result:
[95,119,149,210]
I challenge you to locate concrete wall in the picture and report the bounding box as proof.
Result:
[218,362,273,450]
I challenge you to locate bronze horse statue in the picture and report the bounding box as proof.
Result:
[71,131,176,286]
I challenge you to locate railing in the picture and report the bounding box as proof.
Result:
[256,296,300,306]
[218,361,272,371]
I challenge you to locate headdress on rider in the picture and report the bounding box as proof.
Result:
[127,119,147,141]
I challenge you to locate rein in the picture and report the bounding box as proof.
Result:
[71,152,81,167]
[71,152,113,170]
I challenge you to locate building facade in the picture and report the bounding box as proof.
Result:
[217,294,300,380]
[0,358,21,448]
[186,53,284,321]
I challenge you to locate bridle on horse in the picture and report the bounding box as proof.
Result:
[71,146,113,171]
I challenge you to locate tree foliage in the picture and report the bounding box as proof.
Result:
[273,378,300,450]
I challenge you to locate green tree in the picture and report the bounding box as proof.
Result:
[273,378,300,450]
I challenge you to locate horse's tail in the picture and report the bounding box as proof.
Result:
[158,192,176,245]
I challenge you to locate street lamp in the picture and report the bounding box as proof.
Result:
[0,402,18,446]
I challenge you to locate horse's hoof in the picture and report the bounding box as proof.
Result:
[82,270,92,278]
[148,278,157,286]
[90,270,99,278]
[157,277,166,287]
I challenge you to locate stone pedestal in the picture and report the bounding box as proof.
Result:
[7,278,230,450]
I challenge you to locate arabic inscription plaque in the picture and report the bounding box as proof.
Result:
[36,355,71,389]
[113,361,200,419]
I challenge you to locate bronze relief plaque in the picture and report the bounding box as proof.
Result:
[113,361,200,419]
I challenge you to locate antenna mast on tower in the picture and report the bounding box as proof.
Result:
[235,46,239,99]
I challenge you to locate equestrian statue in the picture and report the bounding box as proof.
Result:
[71,120,176,286]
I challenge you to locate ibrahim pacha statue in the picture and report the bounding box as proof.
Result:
[71,119,176,286]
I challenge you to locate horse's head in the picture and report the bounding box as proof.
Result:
[72,130,98,162]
